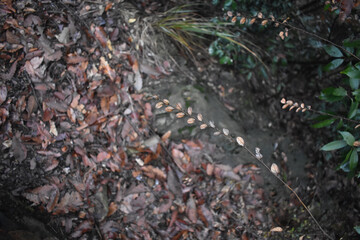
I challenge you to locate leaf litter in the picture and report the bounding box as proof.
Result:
[0,1,280,239]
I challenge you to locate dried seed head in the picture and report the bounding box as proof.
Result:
[270,163,280,175]
[176,103,182,110]
[240,17,246,24]
[209,121,215,128]
[257,12,263,19]
[227,11,233,17]
[197,113,203,121]
[165,106,174,112]
[289,105,296,111]
[270,15,275,21]
[200,124,207,129]
[250,18,256,25]
[353,141,360,147]
[307,106,311,110]
[187,118,195,124]
[302,108,307,112]
[300,103,305,108]
[293,102,299,107]
[280,98,286,104]
[261,20,268,26]
[231,16,237,23]
[275,22,279,27]
[155,102,164,109]
[163,99,170,105]
[355,124,360,129]
[236,136,245,146]
[153,95,159,100]
[187,107,193,116]
[223,128,229,136]
[176,112,185,118]
[214,131,221,136]
[296,107,302,112]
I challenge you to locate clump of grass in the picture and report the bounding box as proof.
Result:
[148,94,333,239]
[153,4,267,68]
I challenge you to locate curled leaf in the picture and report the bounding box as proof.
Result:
[187,107,192,116]
[176,103,182,110]
[162,99,170,105]
[236,136,244,146]
[165,106,174,112]
[155,102,163,109]
[176,112,185,118]
[187,118,195,124]
[270,163,280,175]
[270,227,283,232]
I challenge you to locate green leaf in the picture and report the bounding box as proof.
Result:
[341,65,360,80]
[355,226,360,234]
[343,39,360,48]
[348,100,359,119]
[323,58,344,72]
[212,0,219,5]
[311,118,335,128]
[350,78,360,90]
[350,149,358,171]
[219,56,232,64]
[319,87,345,102]
[333,87,347,97]
[339,131,355,145]
[321,140,347,151]
[224,0,233,7]
[324,45,343,58]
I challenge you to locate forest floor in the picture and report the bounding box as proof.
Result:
[0,1,359,240]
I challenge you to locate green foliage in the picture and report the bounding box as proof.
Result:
[317,42,360,178]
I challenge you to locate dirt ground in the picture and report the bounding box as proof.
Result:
[0,1,359,239]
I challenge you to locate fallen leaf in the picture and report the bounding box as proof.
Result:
[270,227,283,232]
[186,194,197,224]
[12,136,27,162]
[97,151,110,162]
[94,26,108,47]
[0,85,7,105]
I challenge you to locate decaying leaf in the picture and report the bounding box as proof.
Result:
[186,194,197,224]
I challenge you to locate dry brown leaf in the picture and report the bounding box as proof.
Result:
[176,112,185,118]
[187,107,192,115]
[0,85,7,105]
[176,103,182,110]
[186,195,197,224]
[270,227,283,232]
[161,130,171,142]
[165,106,174,112]
[94,26,108,48]
[97,151,110,162]
[155,102,163,109]
[187,118,195,124]
[107,202,117,217]
[240,17,246,24]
